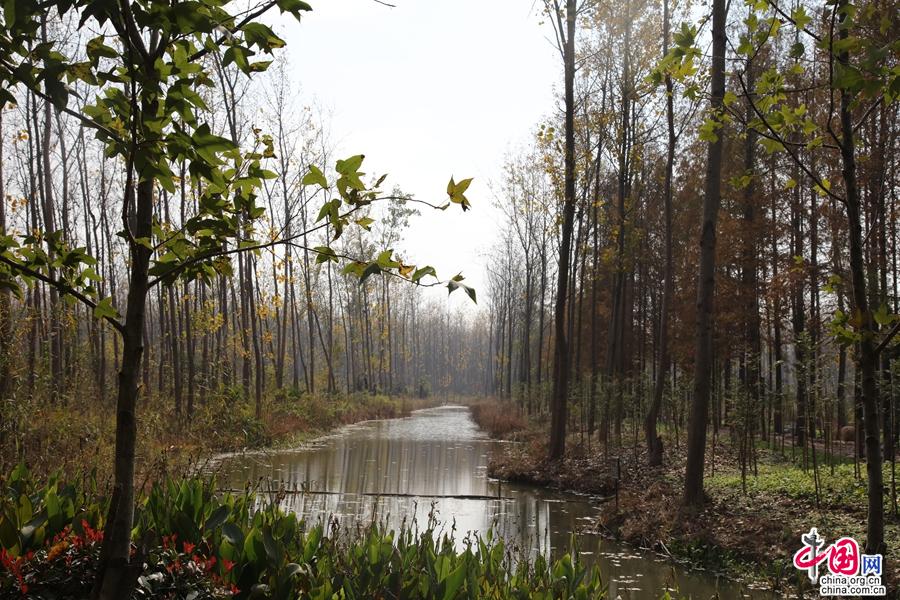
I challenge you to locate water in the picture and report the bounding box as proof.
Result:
[212,405,770,599]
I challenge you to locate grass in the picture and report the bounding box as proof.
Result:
[706,461,871,507]
[705,454,900,576]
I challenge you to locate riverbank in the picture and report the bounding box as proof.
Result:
[470,398,898,597]
[0,391,442,485]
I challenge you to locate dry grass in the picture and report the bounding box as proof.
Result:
[467,398,527,439]
[1,392,443,485]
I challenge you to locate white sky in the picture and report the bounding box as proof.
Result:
[277,0,560,306]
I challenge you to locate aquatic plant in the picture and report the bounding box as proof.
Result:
[0,465,608,599]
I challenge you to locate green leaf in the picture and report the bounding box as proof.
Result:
[302,165,328,188]
[242,23,285,50]
[442,563,466,600]
[759,136,785,154]
[204,505,229,532]
[376,249,400,269]
[262,527,280,561]
[192,124,235,154]
[791,6,812,30]
[814,178,831,197]
[874,304,895,326]
[446,177,473,211]
[359,262,382,284]
[0,516,19,556]
[335,154,366,197]
[342,262,366,278]
[222,522,244,548]
[698,117,720,143]
[93,297,120,321]
[276,0,313,21]
[303,526,322,562]
[223,45,252,74]
[447,276,477,303]
[412,266,437,283]
[336,154,364,176]
[313,246,338,264]
[315,199,340,223]
[729,174,753,190]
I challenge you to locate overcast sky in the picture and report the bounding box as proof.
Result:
[276,0,560,306]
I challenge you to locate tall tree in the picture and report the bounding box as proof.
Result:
[683,0,727,507]
[645,0,675,467]
[548,0,578,461]
[0,105,9,401]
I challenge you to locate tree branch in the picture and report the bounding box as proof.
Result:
[735,68,846,204]
[0,254,126,334]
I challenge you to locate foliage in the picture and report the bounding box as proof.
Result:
[0,467,609,599]
[0,0,474,336]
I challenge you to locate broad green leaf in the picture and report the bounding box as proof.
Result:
[442,563,466,600]
[222,521,244,548]
[446,177,473,211]
[412,266,437,282]
[359,262,382,283]
[874,304,895,326]
[276,0,313,20]
[302,165,328,188]
[355,217,375,230]
[93,297,120,321]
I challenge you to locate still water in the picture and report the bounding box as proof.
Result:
[213,405,769,599]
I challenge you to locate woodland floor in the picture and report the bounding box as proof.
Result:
[474,401,900,598]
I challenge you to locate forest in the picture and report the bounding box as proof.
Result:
[0,0,898,598]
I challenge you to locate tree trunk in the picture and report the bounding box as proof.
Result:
[548,0,577,461]
[837,6,883,551]
[683,0,727,507]
[646,0,674,466]
[740,53,762,442]
[0,107,11,401]
[97,175,154,600]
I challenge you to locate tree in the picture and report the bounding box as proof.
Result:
[0,2,475,596]
[546,0,578,462]
[727,0,900,555]
[0,104,9,401]
[644,0,676,467]
[683,0,728,507]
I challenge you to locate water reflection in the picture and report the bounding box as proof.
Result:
[213,406,768,599]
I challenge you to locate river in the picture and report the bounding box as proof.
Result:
[212,405,770,598]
